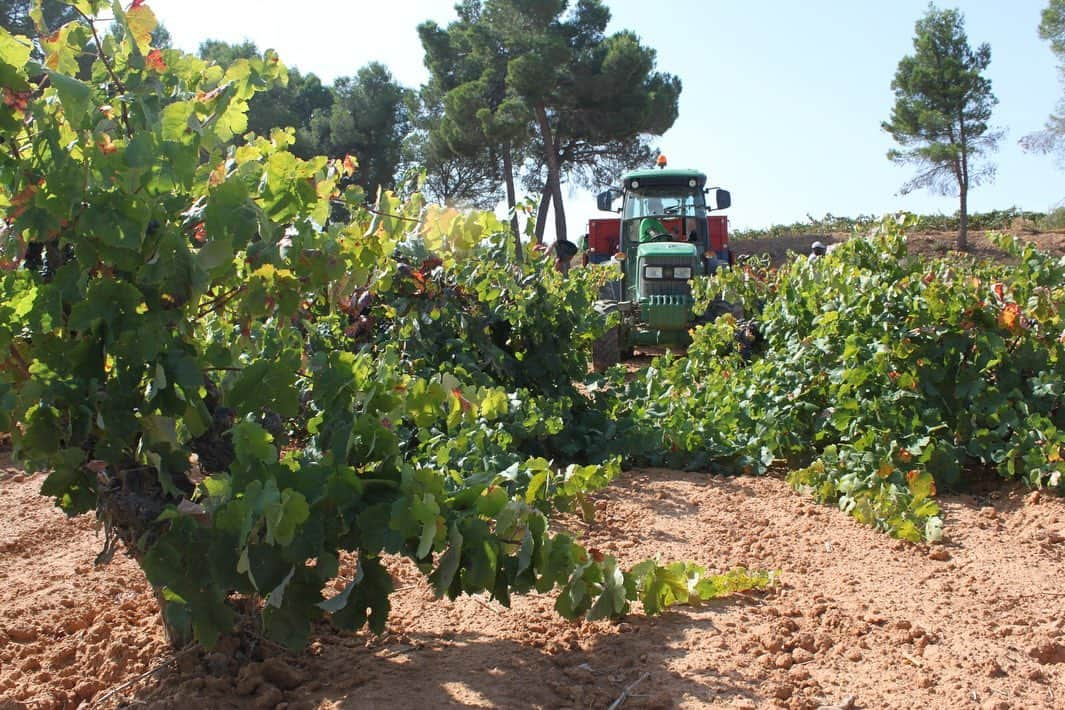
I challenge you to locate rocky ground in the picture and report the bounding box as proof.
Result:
[2,456,1063,709]
[730,228,1065,266]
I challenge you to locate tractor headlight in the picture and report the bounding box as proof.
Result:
[644,266,664,279]
[673,266,692,279]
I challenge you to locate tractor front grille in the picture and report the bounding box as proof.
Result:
[639,257,694,297]
[639,294,694,330]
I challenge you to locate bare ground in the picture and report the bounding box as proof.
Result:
[731,229,1065,266]
[2,456,1064,709]
[4,230,1065,709]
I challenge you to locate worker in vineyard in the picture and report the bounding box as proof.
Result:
[531,240,577,274]
[809,241,827,261]
[552,238,579,274]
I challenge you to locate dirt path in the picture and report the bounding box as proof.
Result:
[2,455,1063,709]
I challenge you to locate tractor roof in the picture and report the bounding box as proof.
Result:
[637,241,698,258]
[620,168,707,190]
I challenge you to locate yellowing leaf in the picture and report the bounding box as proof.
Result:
[998,303,1021,332]
[126,5,158,52]
[0,29,32,69]
[905,470,937,502]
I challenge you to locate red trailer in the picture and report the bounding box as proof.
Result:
[582,215,730,265]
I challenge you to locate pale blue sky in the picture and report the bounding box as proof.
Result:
[148,1,1063,233]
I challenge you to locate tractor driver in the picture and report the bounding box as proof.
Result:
[638,216,671,242]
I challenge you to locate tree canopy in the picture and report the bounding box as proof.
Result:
[418,1,533,256]
[0,0,78,36]
[882,4,999,249]
[303,62,412,197]
[404,82,505,211]
[1021,0,1065,163]
[420,0,680,245]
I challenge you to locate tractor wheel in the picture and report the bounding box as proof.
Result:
[592,299,624,372]
[592,325,622,372]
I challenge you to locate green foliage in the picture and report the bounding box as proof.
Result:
[404,82,504,211]
[0,7,768,652]
[732,208,1048,240]
[1038,205,1065,231]
[304,62,412,196]
[0,0,79,37]
[1042,0,1065,54]
[605,215,1065,541]
[197,39,333,160]
[883,5,999,247]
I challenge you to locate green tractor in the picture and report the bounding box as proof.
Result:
[587,161,733,371]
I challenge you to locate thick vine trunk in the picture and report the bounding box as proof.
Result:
[502,142,522,262]
[534,103,567,243]
[97,473,195,647]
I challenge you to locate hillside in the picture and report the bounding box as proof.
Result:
[732,229,1065,266]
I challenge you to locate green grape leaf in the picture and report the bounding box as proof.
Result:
[429,524,464,597]
[227,354,300,418]
[231,421,277,465]
[45,70,91,122]
[330,556,393,634]
[0,28,32,72]
[265,489,310,547]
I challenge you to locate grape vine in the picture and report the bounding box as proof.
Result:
[0,2,770,650]
[10,1,1059,654]
[603,215,1065,540]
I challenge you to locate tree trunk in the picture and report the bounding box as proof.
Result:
[958,148,969,251]
[534,103,567,243]
[534,184,551,245]
[502,142,522,262]
[958,186,968,251]
[956,123,969,251]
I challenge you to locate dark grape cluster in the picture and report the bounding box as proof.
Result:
[21,242,74,281]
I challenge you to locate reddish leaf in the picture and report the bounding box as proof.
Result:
[998,302,1021,332]
[451,389,472,413]
[146,49,166,72]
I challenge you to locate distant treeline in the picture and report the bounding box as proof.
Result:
[732,207,1065,240]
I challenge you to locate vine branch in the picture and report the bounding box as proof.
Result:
[7,344,31,381]
[195,285,245,319]
[74,8,133,138]
[362,204,423,225]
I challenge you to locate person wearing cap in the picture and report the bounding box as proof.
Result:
[809,241,827,261]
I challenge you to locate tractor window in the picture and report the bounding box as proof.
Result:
[622,188,705,221]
